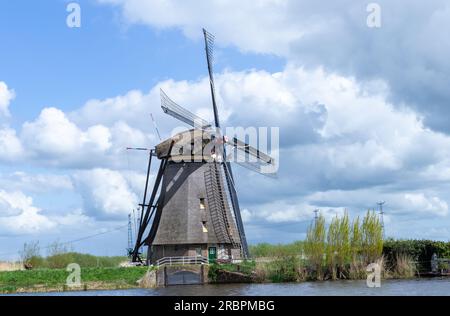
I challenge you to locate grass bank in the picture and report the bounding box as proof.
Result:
[20,252,127,270]
[0,267,149,294]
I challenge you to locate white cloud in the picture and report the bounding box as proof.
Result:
[21,107,111,159]
[307,189,449,218]
[1,63,449,239]
[97,0,301,56]
[42,65,450,229]
[70,89,153,128]
[18,107,151,169]
[403,193,448,217]
[0,172,73,194]
[0,82,15,117]
[72,168,139,220]
[51,209,92,227]
[0,190,55,235]
[0,127,24,162]
[97,0,450,133]
[243,199,345,224]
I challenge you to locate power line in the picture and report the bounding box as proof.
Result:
[0,225,128,258]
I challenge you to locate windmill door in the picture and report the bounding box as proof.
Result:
[208,247,217,263]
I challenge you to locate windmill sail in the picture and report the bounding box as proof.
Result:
[203,29,221,129]
[160,89,211,129]
[202,29,250,258]
[227,149,278,178]
[228,137,275,165]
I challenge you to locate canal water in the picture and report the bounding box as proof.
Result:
[12,278,450,296]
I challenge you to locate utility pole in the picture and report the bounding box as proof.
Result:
[137,216,144,254]
[133,209,138,243]
[127,213,133,256]
[377,201,386,239]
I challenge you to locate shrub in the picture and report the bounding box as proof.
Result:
[393,254,416,278]
[266,256,302,283]
[20,242,42,266]
[383,239,450,272]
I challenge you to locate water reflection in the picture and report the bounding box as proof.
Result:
[12,278,449,296]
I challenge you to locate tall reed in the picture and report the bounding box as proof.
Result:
[393,254,416,278]
[268,210,384,281]
[349,216,365,278]
[304,215,326,280]
[361,210,383,264]
[326,212,352,279]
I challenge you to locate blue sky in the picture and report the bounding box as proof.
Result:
[0,0,283,125]
[1,0,450,260]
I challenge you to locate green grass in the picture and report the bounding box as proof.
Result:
[249,242,304,258]
[208,261,256,282]
[0,267,148,294]
[264,256,304,283]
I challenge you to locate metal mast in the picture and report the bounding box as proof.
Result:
[314,209,319,223]
[377,201,386,239]
[127,213,133,255]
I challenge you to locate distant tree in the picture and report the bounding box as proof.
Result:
[47,240,71,257]
[19,241,43,269]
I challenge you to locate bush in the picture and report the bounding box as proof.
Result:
[383,239,450,272]
[20,242,41,266]
[266,256,302,283]
[392,254,416,278]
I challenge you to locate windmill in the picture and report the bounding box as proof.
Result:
[131,29,276,264]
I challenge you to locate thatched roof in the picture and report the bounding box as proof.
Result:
[155,128,219,162]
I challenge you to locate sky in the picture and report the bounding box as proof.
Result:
[1,0,450,260]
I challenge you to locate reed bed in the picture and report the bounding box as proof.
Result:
[250,210,398,282]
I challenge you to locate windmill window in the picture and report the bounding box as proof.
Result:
[202,221,208,233]
[200,198,206,210]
